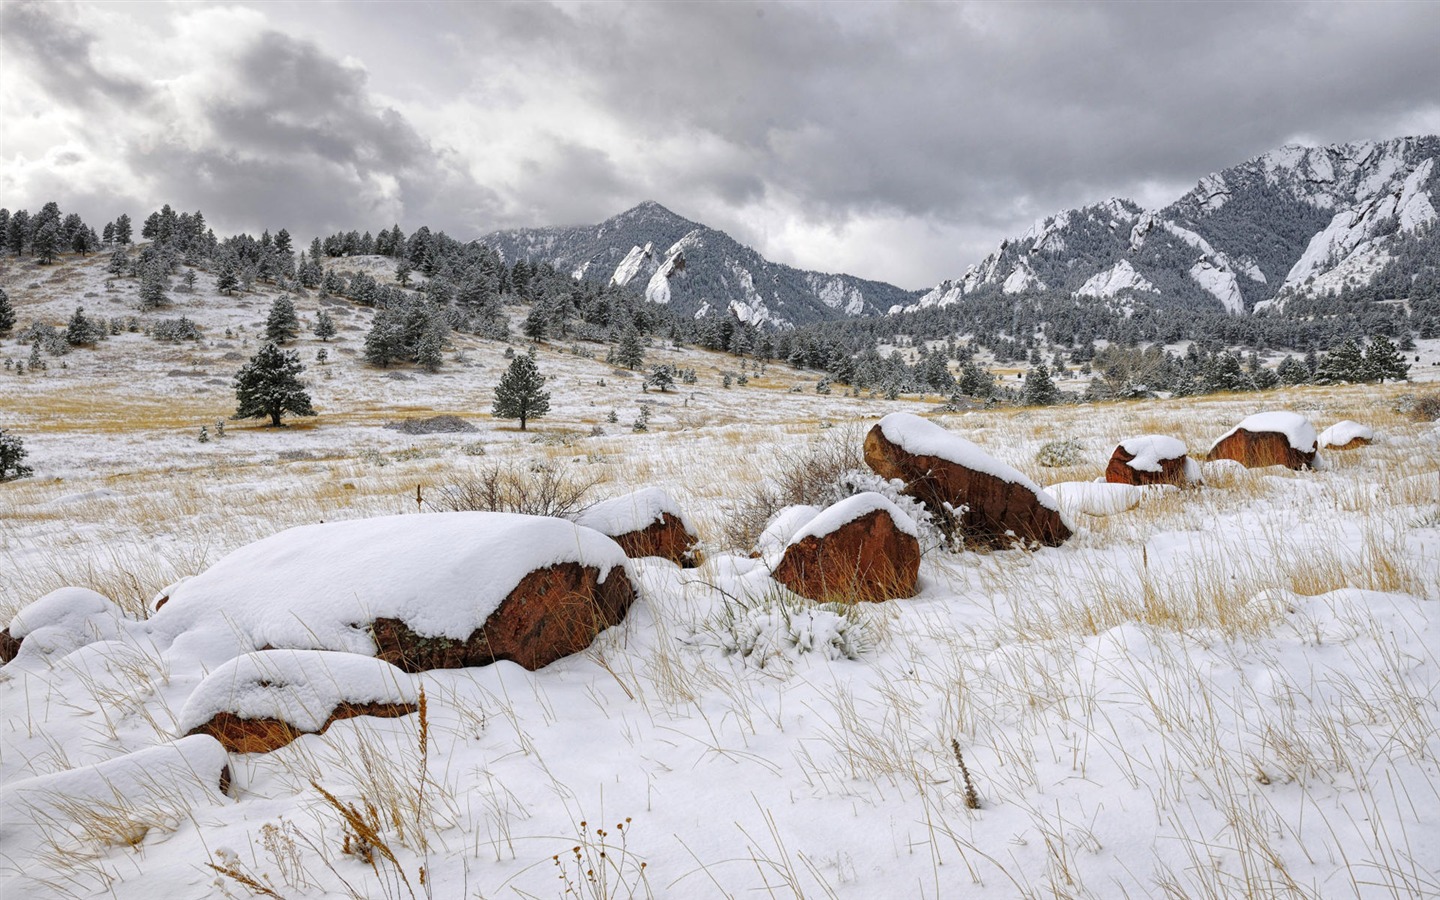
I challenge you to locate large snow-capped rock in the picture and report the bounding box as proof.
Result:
[898,136,1439,318]
[482,201,918,328]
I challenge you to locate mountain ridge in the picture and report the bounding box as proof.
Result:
[480,201,920,328]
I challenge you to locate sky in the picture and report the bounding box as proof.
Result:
[2,1,1438,289]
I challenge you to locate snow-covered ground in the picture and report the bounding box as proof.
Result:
[2,251,1438,899]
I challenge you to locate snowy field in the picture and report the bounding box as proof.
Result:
[2,252,1438,899]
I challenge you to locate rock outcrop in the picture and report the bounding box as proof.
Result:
[864,413,1071,548]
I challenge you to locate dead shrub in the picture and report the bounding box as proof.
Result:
[430,461,604,518]
[721,428,865,550]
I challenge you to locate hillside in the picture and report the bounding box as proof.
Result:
[899,136,1440,318]
[481,201,920,328]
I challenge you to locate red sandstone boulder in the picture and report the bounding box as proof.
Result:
[573,487,701,567]
[772,493,921,603]
[151,512,637,673]
[1205,412,1318,470]
[1105,435,1202,486]
[1,587,129,667]
[179,650,419,753]
[1319,420,1374,450]
[864,413,1072,548]
[0,629,19,665]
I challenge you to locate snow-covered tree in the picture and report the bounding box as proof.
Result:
[492,352,550,430]
[1021,364,1062,405]
[611,326,645,370]
[264,297,300,344]
[139,263,170,310]
[314,309,336,342]
[0,287,13,336]
[1314,339,1366,384]
[233,342,316,427]
[1362,335,1409,382]
[644,364,676,393]
[64,307,101,347]
[0,428,33,481]
[112,213,132,245]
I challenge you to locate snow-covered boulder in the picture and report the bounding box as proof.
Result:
[179,650,418,753]
[1105,435,1202,486]
[863,413,1072,548]
[1047,482,1172,517]
[1319,420,1374,450]
[152,512,636,672]
[573,487,701,567]
[1,587,130,666]
[0,735,232,853]
[1205,412,1318,470]
[772,493,921,604]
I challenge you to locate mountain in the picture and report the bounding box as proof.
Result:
[896,136,1440,318]
[480,201,920,328]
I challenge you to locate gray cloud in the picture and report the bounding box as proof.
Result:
[3,0,1438,287]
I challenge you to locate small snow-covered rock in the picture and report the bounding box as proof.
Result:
[573,487,701,567]
[3,587,130,666]
[772,493,920,603]
[1105,435,1202,486]
[179,650,418,753]
[1048,482,1145,517]
[864,413,1071,548]
[1206,412,1318,470]
[0,735,231,853]
[1318,420,1374,450]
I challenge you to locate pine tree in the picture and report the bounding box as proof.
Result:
[1362,335,1409,383]
[0,287,14,337]
[113,213,132,245]
[264,296,300,344]
[1203,352,1253,393]
[1276,355,1310,385]
[1021,364,1062,405]
[958,361,996,398]
[33,221,61,264]
[65,306,100,346]
[314,309,336,342]
[0,428,33,481]
[233,342,316,427]
[216,257,239,295]
[139,263,170,310]
[645,364,675,392]
[1314,338,1365,384]
[492,352,550,430]
[612,326,645,370]
[415,319,445,372]
[522,301,549,342]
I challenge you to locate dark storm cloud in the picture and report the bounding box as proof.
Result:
[3,0,1438,286]
[470,0,1440,226]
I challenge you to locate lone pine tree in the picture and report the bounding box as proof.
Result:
[264,296,300,344]
[0,429,33,481]
[233,342,316,427]
[0,287,14,337]
[492,351,550,431]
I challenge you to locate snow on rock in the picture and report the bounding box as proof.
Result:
[788,492,918,544]
[1046,482,1145,517]
[574,487,701,566]
[0,734,231,853]
[865,413,1072,547]
[1188,259,1245,314]
[610,243,652,287]
[1118,435,1188,472]
[806,274,868,316]
[1207,412,1319,470]
[872,413,1054,502]
[1319,420,1374,449]
[1001,260,1045,294]
[755,505,822,559]
[178,650,418,752]
[151,512,631,660]
[3,587,131,666]
[644,252,680,304]
[773,492,921,603]
[1076,260,1157,298]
